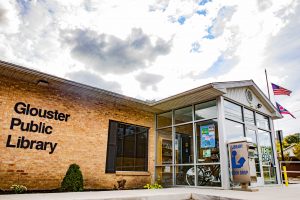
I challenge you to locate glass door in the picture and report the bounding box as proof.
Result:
[257,130,277,184]
[246,127,264,186]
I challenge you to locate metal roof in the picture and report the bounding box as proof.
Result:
[0,60,281,118]
[151,84,224,111]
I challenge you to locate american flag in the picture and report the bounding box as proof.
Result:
[276,102,296,119]
[271,83,292,96]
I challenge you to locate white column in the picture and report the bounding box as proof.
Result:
[192,105,197,185]
[217,96,230,189]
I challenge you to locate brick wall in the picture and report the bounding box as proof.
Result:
[0,74,155,190]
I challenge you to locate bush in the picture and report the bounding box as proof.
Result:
[61,164,83,192]
[10,185,27,194]
[143,182,163,189]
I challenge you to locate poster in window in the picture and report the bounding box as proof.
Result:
[200,124,215,148]
[203,149,211,157]
[164,166,171,173]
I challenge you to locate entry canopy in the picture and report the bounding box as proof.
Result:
[151,80,282,119]
[0,60,281,119]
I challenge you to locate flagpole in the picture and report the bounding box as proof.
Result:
[265,69,271,100]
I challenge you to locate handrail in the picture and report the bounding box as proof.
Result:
[280,161,300,163]
[279,161,300,186]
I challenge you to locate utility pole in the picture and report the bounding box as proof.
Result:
[276,130,285,161]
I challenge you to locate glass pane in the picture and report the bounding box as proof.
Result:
[196,120,219,163]
[157,111,172,128]
[115,122,148,171]
[157,128,172,165]
[257,130,277,184]
[196,165,221,187]
[135,127,148,171]
[225,120,244,141]
[175,165,195,185]
[195,100,217,120]
[246,129,261,177]
[262,166,277,184]
[175,124,194,164]
[122,125,135,171]
[156,166,173,187]
[116,124,125,171]
[155,165,173,187]
[256,114,270,130]
[224,100,243,122]
[244,108,255,125]
[174,106,192,124]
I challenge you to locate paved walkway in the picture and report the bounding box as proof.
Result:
[0,184,299,200]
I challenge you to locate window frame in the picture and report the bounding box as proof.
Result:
[105,120,149,173]
[155,98,221,187]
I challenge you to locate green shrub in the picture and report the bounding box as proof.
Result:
[61,164,83,192]
[10,184,27,194]
[143,182,163,189]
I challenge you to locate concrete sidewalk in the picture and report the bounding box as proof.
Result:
[0,184,299,200]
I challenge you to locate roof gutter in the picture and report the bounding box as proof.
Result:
[0,60,150,106]
[150,83,220,106]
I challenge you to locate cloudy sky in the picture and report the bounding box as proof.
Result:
[0,0,299,135]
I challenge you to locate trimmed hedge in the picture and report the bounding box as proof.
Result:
[61,164,83,192]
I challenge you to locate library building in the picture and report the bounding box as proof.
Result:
[0,60,281,190]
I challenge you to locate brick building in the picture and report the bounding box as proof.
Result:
[0,60,281,190]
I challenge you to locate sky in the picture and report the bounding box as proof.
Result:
[0,0,299,136]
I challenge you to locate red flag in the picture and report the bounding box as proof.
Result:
[276,102,296,119]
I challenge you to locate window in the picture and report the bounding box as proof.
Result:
[106,120,149,172]
[175,123,194,164]
[244,108,255,125]
[157,111,172,128]
[224,100,243,122]
[156,128,172,165]
[257,130,277,184]
[195,120,219,163]
[256,113,270,130]
[155,98,221,187]
[225,119,244,141]
[174,106,192,124]
[195,100,217,120]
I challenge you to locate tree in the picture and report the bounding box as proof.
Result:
[293,143,300,160]
[276,133,300,160]
[285,133,300,145]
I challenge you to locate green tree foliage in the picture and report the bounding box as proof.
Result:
[284,133,300,145]
[276,133,300,160]
[61,164,83,192]
[293,143,300,160]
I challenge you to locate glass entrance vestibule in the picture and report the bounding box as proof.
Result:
[154,97,278,188]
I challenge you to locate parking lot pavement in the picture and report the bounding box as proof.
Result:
[0,184,299,200]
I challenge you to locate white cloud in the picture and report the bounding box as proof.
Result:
[0,0,20,34]
[61,28,172,74]
[66,70,122,93]
[0,0,300,135]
